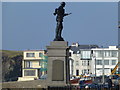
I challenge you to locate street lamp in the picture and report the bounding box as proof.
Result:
[93,54,96,79]
[102,46,105,85]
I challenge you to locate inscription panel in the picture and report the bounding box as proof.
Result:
[52,60,64,81]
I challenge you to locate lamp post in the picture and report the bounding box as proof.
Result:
[93,54,96,79]
[102,46,105,85]
[94,56,96,79]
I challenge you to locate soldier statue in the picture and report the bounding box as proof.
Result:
[53,2,71,41]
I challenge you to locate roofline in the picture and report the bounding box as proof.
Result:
[91,48,118,50]
[24,50,46,51]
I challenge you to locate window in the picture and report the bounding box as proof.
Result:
[104,51,110,57]
[82,69,86,74]
[82,69,90,74]
[112,60,116,65]
[88,61,89,66]
[104,60,109,65]
[81,50,91,60]
[82,60,90,66]
[76,61,79,66]
[104,51,117,57]
[96,51,102,57]
[87,69,90,74]
[73,51,76,54]
[111,51,117,57]
[96,60,102,65]
[39,53,43,57]
[24,70,35,76]
[25,61,32,68]
[26,53,35,57]
[82,61,86,66]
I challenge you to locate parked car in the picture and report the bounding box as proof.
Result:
[113,77,120,89]
[109,75,119,79]
[70,78,80,85]
[79,80,85,88]
[78,83,99,89]
[78,78,93,89]
[99,83,109,89]
[84,83,99,89]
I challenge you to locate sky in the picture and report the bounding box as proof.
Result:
[0,2,2,50]
[118,2,120,48]
[2,2,118,50]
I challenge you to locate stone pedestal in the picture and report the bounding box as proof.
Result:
[46,41,70,86]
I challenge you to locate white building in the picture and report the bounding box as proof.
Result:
[92,46,118,76]
[69,43,118,77]
[69,43,98,77]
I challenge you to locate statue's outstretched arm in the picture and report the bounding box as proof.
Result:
[64,13,72,16]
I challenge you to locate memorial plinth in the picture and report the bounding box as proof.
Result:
[46,41,70,86]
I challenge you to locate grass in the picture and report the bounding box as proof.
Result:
[1,50,23,58]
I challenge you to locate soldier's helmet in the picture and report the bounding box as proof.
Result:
[61,2,65,6]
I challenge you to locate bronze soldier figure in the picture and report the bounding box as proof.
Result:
[53,2,71,41]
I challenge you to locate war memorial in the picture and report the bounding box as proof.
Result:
[2,2,120,90]
[2,2,72,89]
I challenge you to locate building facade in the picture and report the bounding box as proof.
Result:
[18,50,47,81]
[69,43,118,77]
[69,43,98,77]
[92,46,118,76]
[18,44,118,81]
